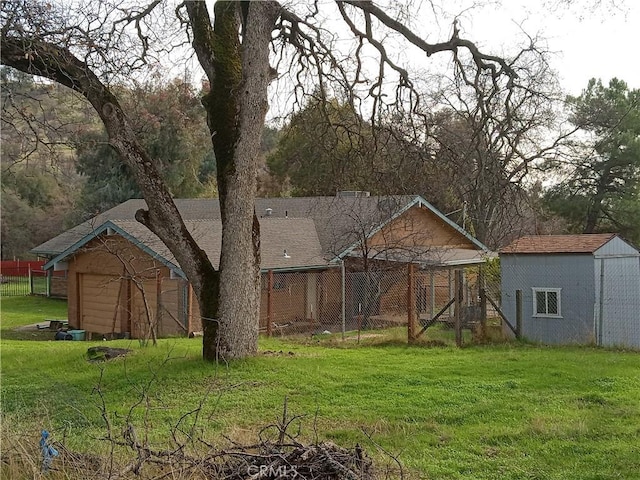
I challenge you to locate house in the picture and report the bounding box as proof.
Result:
[35,193,491,339]
[500,234,640,348]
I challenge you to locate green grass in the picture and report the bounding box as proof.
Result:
[2,297,640,479]
[0,296,68,340]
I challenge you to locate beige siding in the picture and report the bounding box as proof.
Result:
[50,276,67,298]
[67,236,189,338]
[79,274,126,334]
[369,204,475,250]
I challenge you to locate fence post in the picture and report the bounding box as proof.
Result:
[267,270,273,337]
[515,289,523,339]
[156,270,163,337]
[341,260,346,340]
[454,269,463,347]
[479,266,487,339]
[430,270,436,317]
[448,269,454,317]
[407,263,416,343]
[29,268,33,295]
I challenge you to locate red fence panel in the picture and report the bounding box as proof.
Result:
[0,260,46,276]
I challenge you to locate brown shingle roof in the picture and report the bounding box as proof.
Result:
[32,196,418,258]
[97,218,327,271]
[35,195,488,270]
[500,234,617,254]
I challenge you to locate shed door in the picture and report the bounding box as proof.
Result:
[80,274,127,334]
[601,257,640,348]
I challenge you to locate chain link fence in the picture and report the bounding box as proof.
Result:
[21,255,639,349]
[258,262,509,345]
[256,255,634,349]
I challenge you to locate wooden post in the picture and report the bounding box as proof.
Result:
[407,263,416,343]
[156,270,163,337]
[186,282,193,334]
[309,304,314,336]
[479,266,487,339]
[515,289,523,339]
[430,270,436,317]
[267,270,273,337]
[454,269,463,347]
[76,272,82,330]
[448,269,454,317]
[341,261,346,340]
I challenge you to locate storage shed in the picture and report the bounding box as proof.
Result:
[500,234,640,348]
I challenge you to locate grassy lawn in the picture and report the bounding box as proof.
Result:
[2,296,640,479]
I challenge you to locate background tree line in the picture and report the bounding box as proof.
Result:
[2,69,639,259]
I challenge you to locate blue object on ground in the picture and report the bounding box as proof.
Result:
[40,430,58,473]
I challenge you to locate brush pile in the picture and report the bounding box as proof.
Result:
[49,434,375,479]
[3,404,381,480]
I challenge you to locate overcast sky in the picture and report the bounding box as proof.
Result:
[457,0,640,95]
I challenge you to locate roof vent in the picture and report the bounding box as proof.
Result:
[265,208,273,216]
[283,249,291,259]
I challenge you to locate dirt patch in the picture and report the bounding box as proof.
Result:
[86,346,132,362]
[261,350,295,356]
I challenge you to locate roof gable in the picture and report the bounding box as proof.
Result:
[43,221,184,276]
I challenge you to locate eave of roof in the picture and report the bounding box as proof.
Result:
[354,247,494,267]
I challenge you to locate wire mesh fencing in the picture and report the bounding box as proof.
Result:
[258,263,509,345]
[24,254,639,349]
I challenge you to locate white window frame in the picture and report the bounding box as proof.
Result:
[532,287,562,318]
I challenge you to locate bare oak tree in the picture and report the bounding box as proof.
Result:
[2,0,525,360]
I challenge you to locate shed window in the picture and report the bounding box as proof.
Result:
[532,288,561,317]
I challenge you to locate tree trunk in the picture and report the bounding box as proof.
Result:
[584,166,611,233]
[188,1,280,359]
